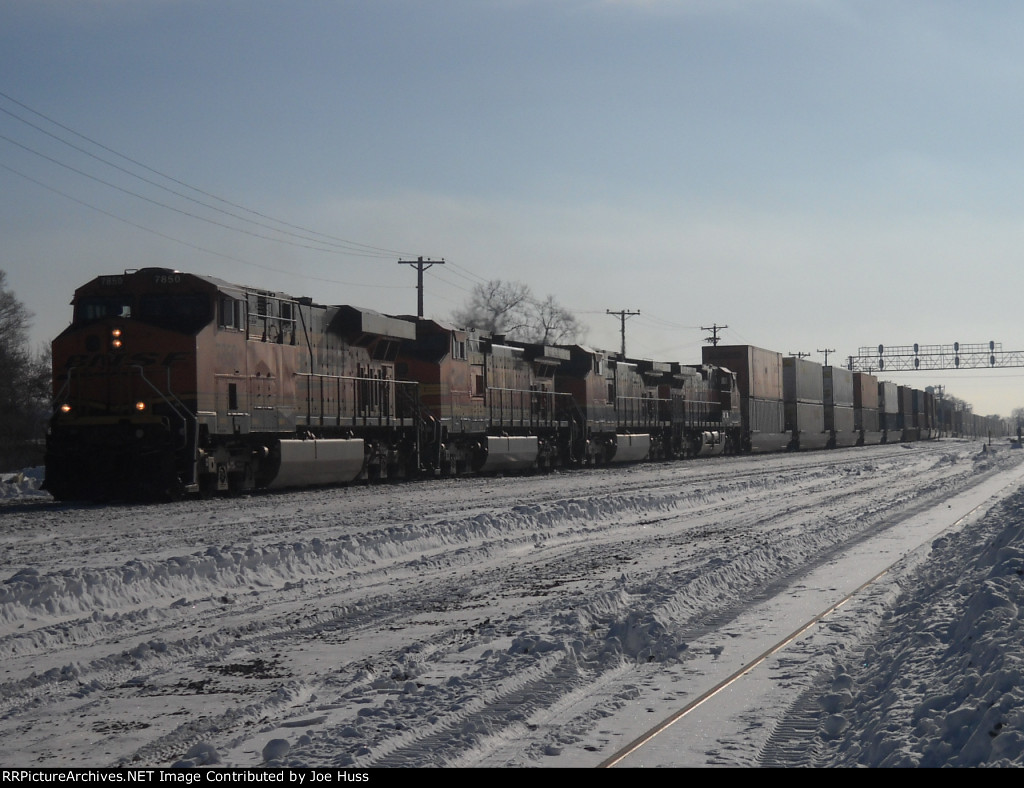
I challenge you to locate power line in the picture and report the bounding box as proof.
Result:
[1,130,409,259]
[444,260,489,285]
[0,90,410,260]
[0,91,557,316]
[0,161,410,291]
[634,312,699,331]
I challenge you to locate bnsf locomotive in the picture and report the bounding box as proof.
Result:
[44,269,1003,501]
[46,269,425,499]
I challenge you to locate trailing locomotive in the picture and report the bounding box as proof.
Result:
[44,269,1003,501]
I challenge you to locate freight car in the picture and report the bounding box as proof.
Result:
[43,269,985,501]
[701,345,789,453]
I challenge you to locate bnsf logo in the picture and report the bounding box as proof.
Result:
[62,352,191,369]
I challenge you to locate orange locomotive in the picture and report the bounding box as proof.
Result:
[46,269,420,499]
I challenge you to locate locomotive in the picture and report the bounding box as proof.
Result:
[46,269,420,499]
[44,268,1002,501]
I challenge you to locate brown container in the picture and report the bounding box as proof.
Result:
[853,372,879,410]
[702,345,783,401]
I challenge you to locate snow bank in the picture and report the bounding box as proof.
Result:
[0,488,704,627]
[0,467,48,499]
[802,486,1024,767]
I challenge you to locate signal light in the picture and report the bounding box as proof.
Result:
[111,327,123,350]
[60,403,72,413]
[135,401,146,412]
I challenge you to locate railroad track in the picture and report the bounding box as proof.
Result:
[0,440,1014,766]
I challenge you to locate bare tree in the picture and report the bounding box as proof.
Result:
[0,271,50,469]
[451,280,533,336]
[531,294,584,345]
[451,280,585,344]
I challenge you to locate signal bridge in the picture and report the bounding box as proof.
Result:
[847,342,1024,373]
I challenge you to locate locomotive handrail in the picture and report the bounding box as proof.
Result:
[294,371,422,427]
[159,365,200,487]
[51,366,73,411]
[130,365,194,451]
[294,371,420,386]
[615,394,672,427]
[553,391,587,464]
[296,302,316,368]
[483,386,566,429]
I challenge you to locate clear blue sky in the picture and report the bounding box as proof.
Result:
[3,0,1024,416]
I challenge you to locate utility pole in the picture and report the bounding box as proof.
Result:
[818,348,836,366]
[701,323,728,346]
[789,351,810,359]
[606,309,640,357]
[398,257,444,318]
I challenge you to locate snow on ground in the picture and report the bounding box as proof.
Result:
[785,465,1024,767]
[1,440,1024,767]
[0,467,46,500]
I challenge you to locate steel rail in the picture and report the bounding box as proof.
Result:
[598,484,1013,769]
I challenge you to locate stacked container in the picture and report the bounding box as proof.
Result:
[823,366,856,448]
[783,357,828,450]
[921,390,936,439]
[702,345,790,452]
[899,386,918,441]
[878,381,901,443]
[853,372,882,445]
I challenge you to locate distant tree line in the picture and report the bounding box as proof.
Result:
[0,271,50,470]
[451,280,585,345]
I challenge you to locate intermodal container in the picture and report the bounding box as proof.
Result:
[853,372,879,410]
[823,367,855,407]
[783,357,823,404]
[702,345,783,401]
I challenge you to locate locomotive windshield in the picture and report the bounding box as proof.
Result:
[75,296,132,323]
[138,294,211,334]
[73,293,212,334]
